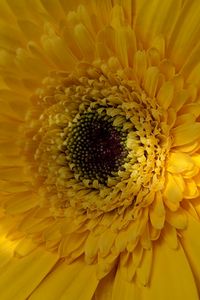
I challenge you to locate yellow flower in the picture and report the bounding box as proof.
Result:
[0,0,200,299]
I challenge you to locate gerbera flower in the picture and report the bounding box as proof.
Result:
[0,0,200,299]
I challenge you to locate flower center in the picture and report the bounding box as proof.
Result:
[66,111,128,184]
[22,66,171,215]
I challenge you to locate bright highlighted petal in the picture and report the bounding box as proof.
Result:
[166,207,187,230]
[164,173,182,211]
[167,152,194,173]
[172,123,200,147]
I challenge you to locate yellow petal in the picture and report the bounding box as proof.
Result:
[0,166,27,181]
[183,179,199,199]
[149,223,160,241]
[42,30,77,70]
[151,35,165,59]
[30,258,98,300]
[179,103,200,118]
[166,207,187,230]
[170,173,185,193]
[124,244,143,282]
[183,165,199,178]
[112,263,141,300]
[0,247,58,300]
[136,248,153,287]
[0,143,21,158]
[111,4,125,29]
[143,66,159,97]
[58,233,87,257]
[77,6,95,40]
[115,229,129,253]
[96,26,115,60]
[178,141,200,153]
[141,239,199,299]
[0,233,19,269]
[182,42,200,79]
[135,0,181,45]
[147,47,160,66]
[171,74,184,91]
[99,229,116,257]
[84,233,99,263]
[181,200,199,220]
[187,62,200,87]
[159,59,175,80]
[0,180,29,193]
[171,90,189,112]
[140,223,152,250]
[133,50,147,83]
[94,268,115,300]
[168,0,200,70]
[167,152,194,173]
[0,23,23,50]
[91,0,113,26]
[62,26,83,60]
[74,23,95,60]
[0,114,22,142]
[18,212,54,234]
[43,221,61,241]
[175,113,196,127]
[164,173,182,211]
[120,0,135,27]
[97,253,117,279]
[157,81,174,110]
[17,20,41,40]
[14,237,38,257]
[171,123,200,147]
[0,0,15,23]
[192,154,200,168]
[166,107,176,129]
[40,0,66,21]
[181,213,200,294]
[16,48,48,78]
[115,26,137,67]
[162,222,178,249]
[7,0,45,22]
[149,191,165,229]
[59,0,89,16]
[0,100,26,122]
[4,191,37,214]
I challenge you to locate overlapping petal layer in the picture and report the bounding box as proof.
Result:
[0,0,200,299]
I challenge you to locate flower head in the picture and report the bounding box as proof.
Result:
[0,0,200,299]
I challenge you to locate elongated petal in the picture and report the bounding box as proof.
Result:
[30,259,98,300]
[181,213,200,294]
[112,263,141,300]
[0,247,58,300]
[164,173,182,211]
[141,240,199,299]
